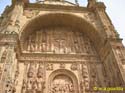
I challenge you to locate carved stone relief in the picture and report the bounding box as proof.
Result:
[50,75,74,93]
[81,62,90,92]
[70,63,78,70]
[21,62,45,93]
[0,66,2,79]
[23,27,97,55]
[46,63,53,70]
[60,63,65,69]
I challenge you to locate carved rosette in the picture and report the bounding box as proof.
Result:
[46,63,53,70]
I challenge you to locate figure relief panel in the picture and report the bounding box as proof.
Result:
[23,27,97,55]
[21,62,45,93]
[49,75,74,93]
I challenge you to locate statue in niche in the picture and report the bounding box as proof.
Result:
[54,39,60,53]
[116,47,123,58]
[22,80,27,93]
[40,42,46,52]
[1,49,7,63]
[26,64,36,92]
[90,65,98,89]
[28,35,36,52]
[0,66,2,78]
[27,78,35,90]
[74,40,79,53]
[32,80,37,93]
[27,69,34,78]
[36,65,45,92]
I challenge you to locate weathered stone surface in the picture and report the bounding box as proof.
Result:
[0,0,125,93]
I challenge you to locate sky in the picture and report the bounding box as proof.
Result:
[0,0,125,46]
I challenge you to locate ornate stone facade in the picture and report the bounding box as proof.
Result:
[0,0,125,93]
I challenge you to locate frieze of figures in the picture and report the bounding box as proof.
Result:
[22,27,97,55]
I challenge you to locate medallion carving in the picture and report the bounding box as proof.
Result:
[60,63,65,69]
[46,63,53,70]
[70,63,78,70]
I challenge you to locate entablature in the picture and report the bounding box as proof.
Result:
[18,53,100,63]
[24,3,90,13]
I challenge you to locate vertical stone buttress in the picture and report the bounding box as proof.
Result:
[0,1,23,93]
[88,0,125,87]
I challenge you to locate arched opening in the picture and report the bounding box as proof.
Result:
[20,13,103,54]
[48,69,79,93]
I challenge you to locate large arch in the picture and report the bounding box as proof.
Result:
[20,13,103,53]
[47,69,79,93]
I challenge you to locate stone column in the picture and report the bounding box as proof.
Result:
[0,33,18,93]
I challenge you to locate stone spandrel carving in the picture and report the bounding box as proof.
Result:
[23,27,97,55]
[70,63,78,70]
[60,63,65,69]
[46,63,53,70]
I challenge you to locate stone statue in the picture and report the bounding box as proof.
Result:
[0,66,2,79]
[22,80,27,93]
[37,66,45,92]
